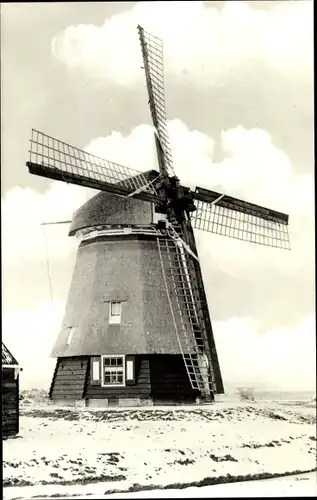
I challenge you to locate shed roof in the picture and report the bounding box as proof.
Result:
[69,169,159,236]
[2,343,18,365]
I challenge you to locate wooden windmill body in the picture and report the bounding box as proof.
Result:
[26,26,290,407]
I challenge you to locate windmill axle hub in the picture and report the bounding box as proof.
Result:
[155,176,196,225]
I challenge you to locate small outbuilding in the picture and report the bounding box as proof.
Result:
[2,343,21,439]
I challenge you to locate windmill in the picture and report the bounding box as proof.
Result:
[26,26,290,407]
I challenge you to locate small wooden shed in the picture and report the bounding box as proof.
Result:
[2,343,21,438]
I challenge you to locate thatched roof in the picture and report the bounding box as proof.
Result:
[69,170,159,236]
[51,234,196,358]
[2,343,18,365]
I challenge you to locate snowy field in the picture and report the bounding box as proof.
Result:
[73,472,317,498]
[3,400,316,499]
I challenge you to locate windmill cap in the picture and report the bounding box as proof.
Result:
[69,170,159,236]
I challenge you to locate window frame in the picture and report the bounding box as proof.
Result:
[109,301,122,325]
[101,354,125,388]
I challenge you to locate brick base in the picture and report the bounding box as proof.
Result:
[86,397,154,408]
[51,399,86,408]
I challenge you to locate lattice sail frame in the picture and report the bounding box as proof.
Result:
[138,26,175,177]
[192,198,290,250]
[27,129,160,201]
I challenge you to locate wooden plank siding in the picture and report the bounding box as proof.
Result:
[85,356,151,399]
[2,369,19,438]
[50,357,88,400]
[49,359,59,398]
[50,354,200,404]
[149,355,200,403]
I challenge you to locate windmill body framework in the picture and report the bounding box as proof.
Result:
[26,26,290,406]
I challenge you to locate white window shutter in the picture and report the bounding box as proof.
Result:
[91,356,101,385]
[125,355,135,385]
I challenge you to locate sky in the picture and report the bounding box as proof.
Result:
[1,1,315,393]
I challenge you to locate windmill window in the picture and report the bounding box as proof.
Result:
[101,355,125,387]
[67,326,76,345]
[109,301,122,325]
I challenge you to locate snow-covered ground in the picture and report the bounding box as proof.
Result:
[62,472,317,498]
[3,401,316,500]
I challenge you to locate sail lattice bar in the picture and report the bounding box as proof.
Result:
[192,187,290,250]
[27,129,161,203]
[138,25,175,177]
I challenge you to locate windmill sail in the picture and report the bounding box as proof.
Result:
[138,25,175,178]
[26,129,161,203]
[192,186,290,249]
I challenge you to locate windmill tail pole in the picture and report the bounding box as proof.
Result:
[42,224,54,303]
[40,219,72,302]
[41,220,72,226]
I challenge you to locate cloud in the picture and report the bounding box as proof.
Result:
[2,301,65,390]
[1,182,95,266]
[85,120,314,276]
[86,124,158,173]
[51,1,312,87]
[87,119,310,211]
[214,314,316,392]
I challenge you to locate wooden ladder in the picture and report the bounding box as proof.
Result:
[157,236,216,396]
